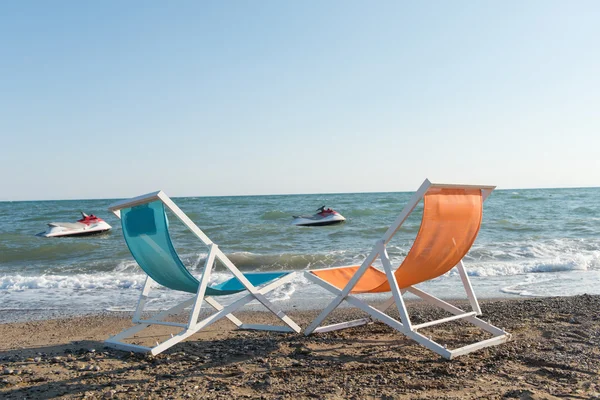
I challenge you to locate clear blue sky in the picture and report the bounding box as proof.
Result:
[1,1,598,200]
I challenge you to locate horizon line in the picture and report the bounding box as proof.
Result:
[1,184,598,203]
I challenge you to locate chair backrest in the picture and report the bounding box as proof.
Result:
[117,194,268,296]
[392,187,483,288]
[121,200,201,294]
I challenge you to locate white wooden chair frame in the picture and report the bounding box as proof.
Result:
[105,191,301,355]
[304,179,511,359]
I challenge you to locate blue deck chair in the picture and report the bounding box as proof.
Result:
[104,191,301,355]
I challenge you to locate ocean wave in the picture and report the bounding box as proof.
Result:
[572,206,596,214]
[465,259,590,277]
[0,273,148,291]
[499,274,563,297]
[4,237,599,282]
[394,238,600,277]
[138,237,600,276]
[112,260,142,273]
[500,286,537,297]
[0,270,308,294]
[471,238,600,258]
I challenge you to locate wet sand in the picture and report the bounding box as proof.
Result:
[1,295,599,399]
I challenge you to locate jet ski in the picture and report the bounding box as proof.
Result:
[38,212,112,237]
[292,206,346,227]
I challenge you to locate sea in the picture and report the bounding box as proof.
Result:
[1,188,599,323]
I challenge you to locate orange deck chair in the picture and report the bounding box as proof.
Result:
[304,179,511,359]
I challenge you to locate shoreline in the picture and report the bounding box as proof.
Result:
[1,295,599,399]
[0,293,520,325]
[6,270,600,325]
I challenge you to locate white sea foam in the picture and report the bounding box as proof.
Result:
[112,260,141,273]
[462,239,600,277]
[0,273,146,291]
[0,270,303,294]
[464,258,591,277]
[2,238,599,291]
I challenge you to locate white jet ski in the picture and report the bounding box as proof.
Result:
[292,206,346,227]
[38,212,112,237]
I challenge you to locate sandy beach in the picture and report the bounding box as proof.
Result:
[0,295,599,399]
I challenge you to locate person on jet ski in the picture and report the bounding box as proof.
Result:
[317,206,334,216]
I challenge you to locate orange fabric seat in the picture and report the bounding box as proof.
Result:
[311,265,388,293]
[311,188,482,293]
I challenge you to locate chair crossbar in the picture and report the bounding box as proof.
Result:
[448,334,511,359]
[104,340,152,354]
[136,319,189,328]
[412,311,477,330]
[408,287,507,336]
[239,324,296,332]
[313,318,371,334]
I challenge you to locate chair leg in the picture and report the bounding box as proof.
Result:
[457,260,482,315]
[405,286,511,358]
[105,296,198,354]
[406,286,506,336]
[303,275,510,359]
[132,276,153,323]
[105,294,271,355]
[305,242,385,334]
[304,272,409,334]
[380,247,413,330]
[187,246,217,327]
[106,272,302,355]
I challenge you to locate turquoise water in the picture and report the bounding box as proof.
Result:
[1,188,599,321]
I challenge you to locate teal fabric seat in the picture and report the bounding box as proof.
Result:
[122,201,287,295]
